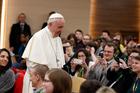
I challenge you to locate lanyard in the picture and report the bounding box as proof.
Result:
[132,77,139,93]
[109,74,123,88]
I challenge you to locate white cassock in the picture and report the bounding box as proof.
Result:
[22,26,65,93]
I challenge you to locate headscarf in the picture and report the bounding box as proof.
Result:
[0,48,15,92]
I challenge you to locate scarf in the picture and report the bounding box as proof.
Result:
[0,69,15,92]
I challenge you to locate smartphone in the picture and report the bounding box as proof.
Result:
[114,57,123,64]
[73,58,83,65]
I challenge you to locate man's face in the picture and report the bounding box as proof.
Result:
[18,14,26,23]
[102,32,109,40]
[29,69,39,88]
[132,58,140,74]
[103,45,114,61]
[51,19,65,37]
[82,35,90,45]
[75,31,83,41]
[127,52,138,68]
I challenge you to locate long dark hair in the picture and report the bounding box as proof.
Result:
[0,48,12,74]
[75,48,91,65]
[65,48,90,73]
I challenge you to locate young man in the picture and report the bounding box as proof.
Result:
[87,42,117,85]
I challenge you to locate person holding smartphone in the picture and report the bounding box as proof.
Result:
[63,48,91,78]
[87,42,117,85]
[106,48,139,93]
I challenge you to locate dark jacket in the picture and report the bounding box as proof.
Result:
[9,22,31,54]
[107,68,136,93]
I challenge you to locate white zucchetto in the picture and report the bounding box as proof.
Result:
[47,13,64,23]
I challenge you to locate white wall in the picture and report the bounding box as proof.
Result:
[6,0,90,43]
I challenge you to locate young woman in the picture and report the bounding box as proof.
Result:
[63,48,91,78]
[0,48,15,92]
[44,69,72,93]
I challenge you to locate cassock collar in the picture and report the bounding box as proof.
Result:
[45,26,53,38]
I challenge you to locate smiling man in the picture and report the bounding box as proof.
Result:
[87,42,117,85]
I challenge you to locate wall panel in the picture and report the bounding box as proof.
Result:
[3,0,90,48]
[90,0,140,42]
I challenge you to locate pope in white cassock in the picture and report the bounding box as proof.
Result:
[22,13,65,93]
